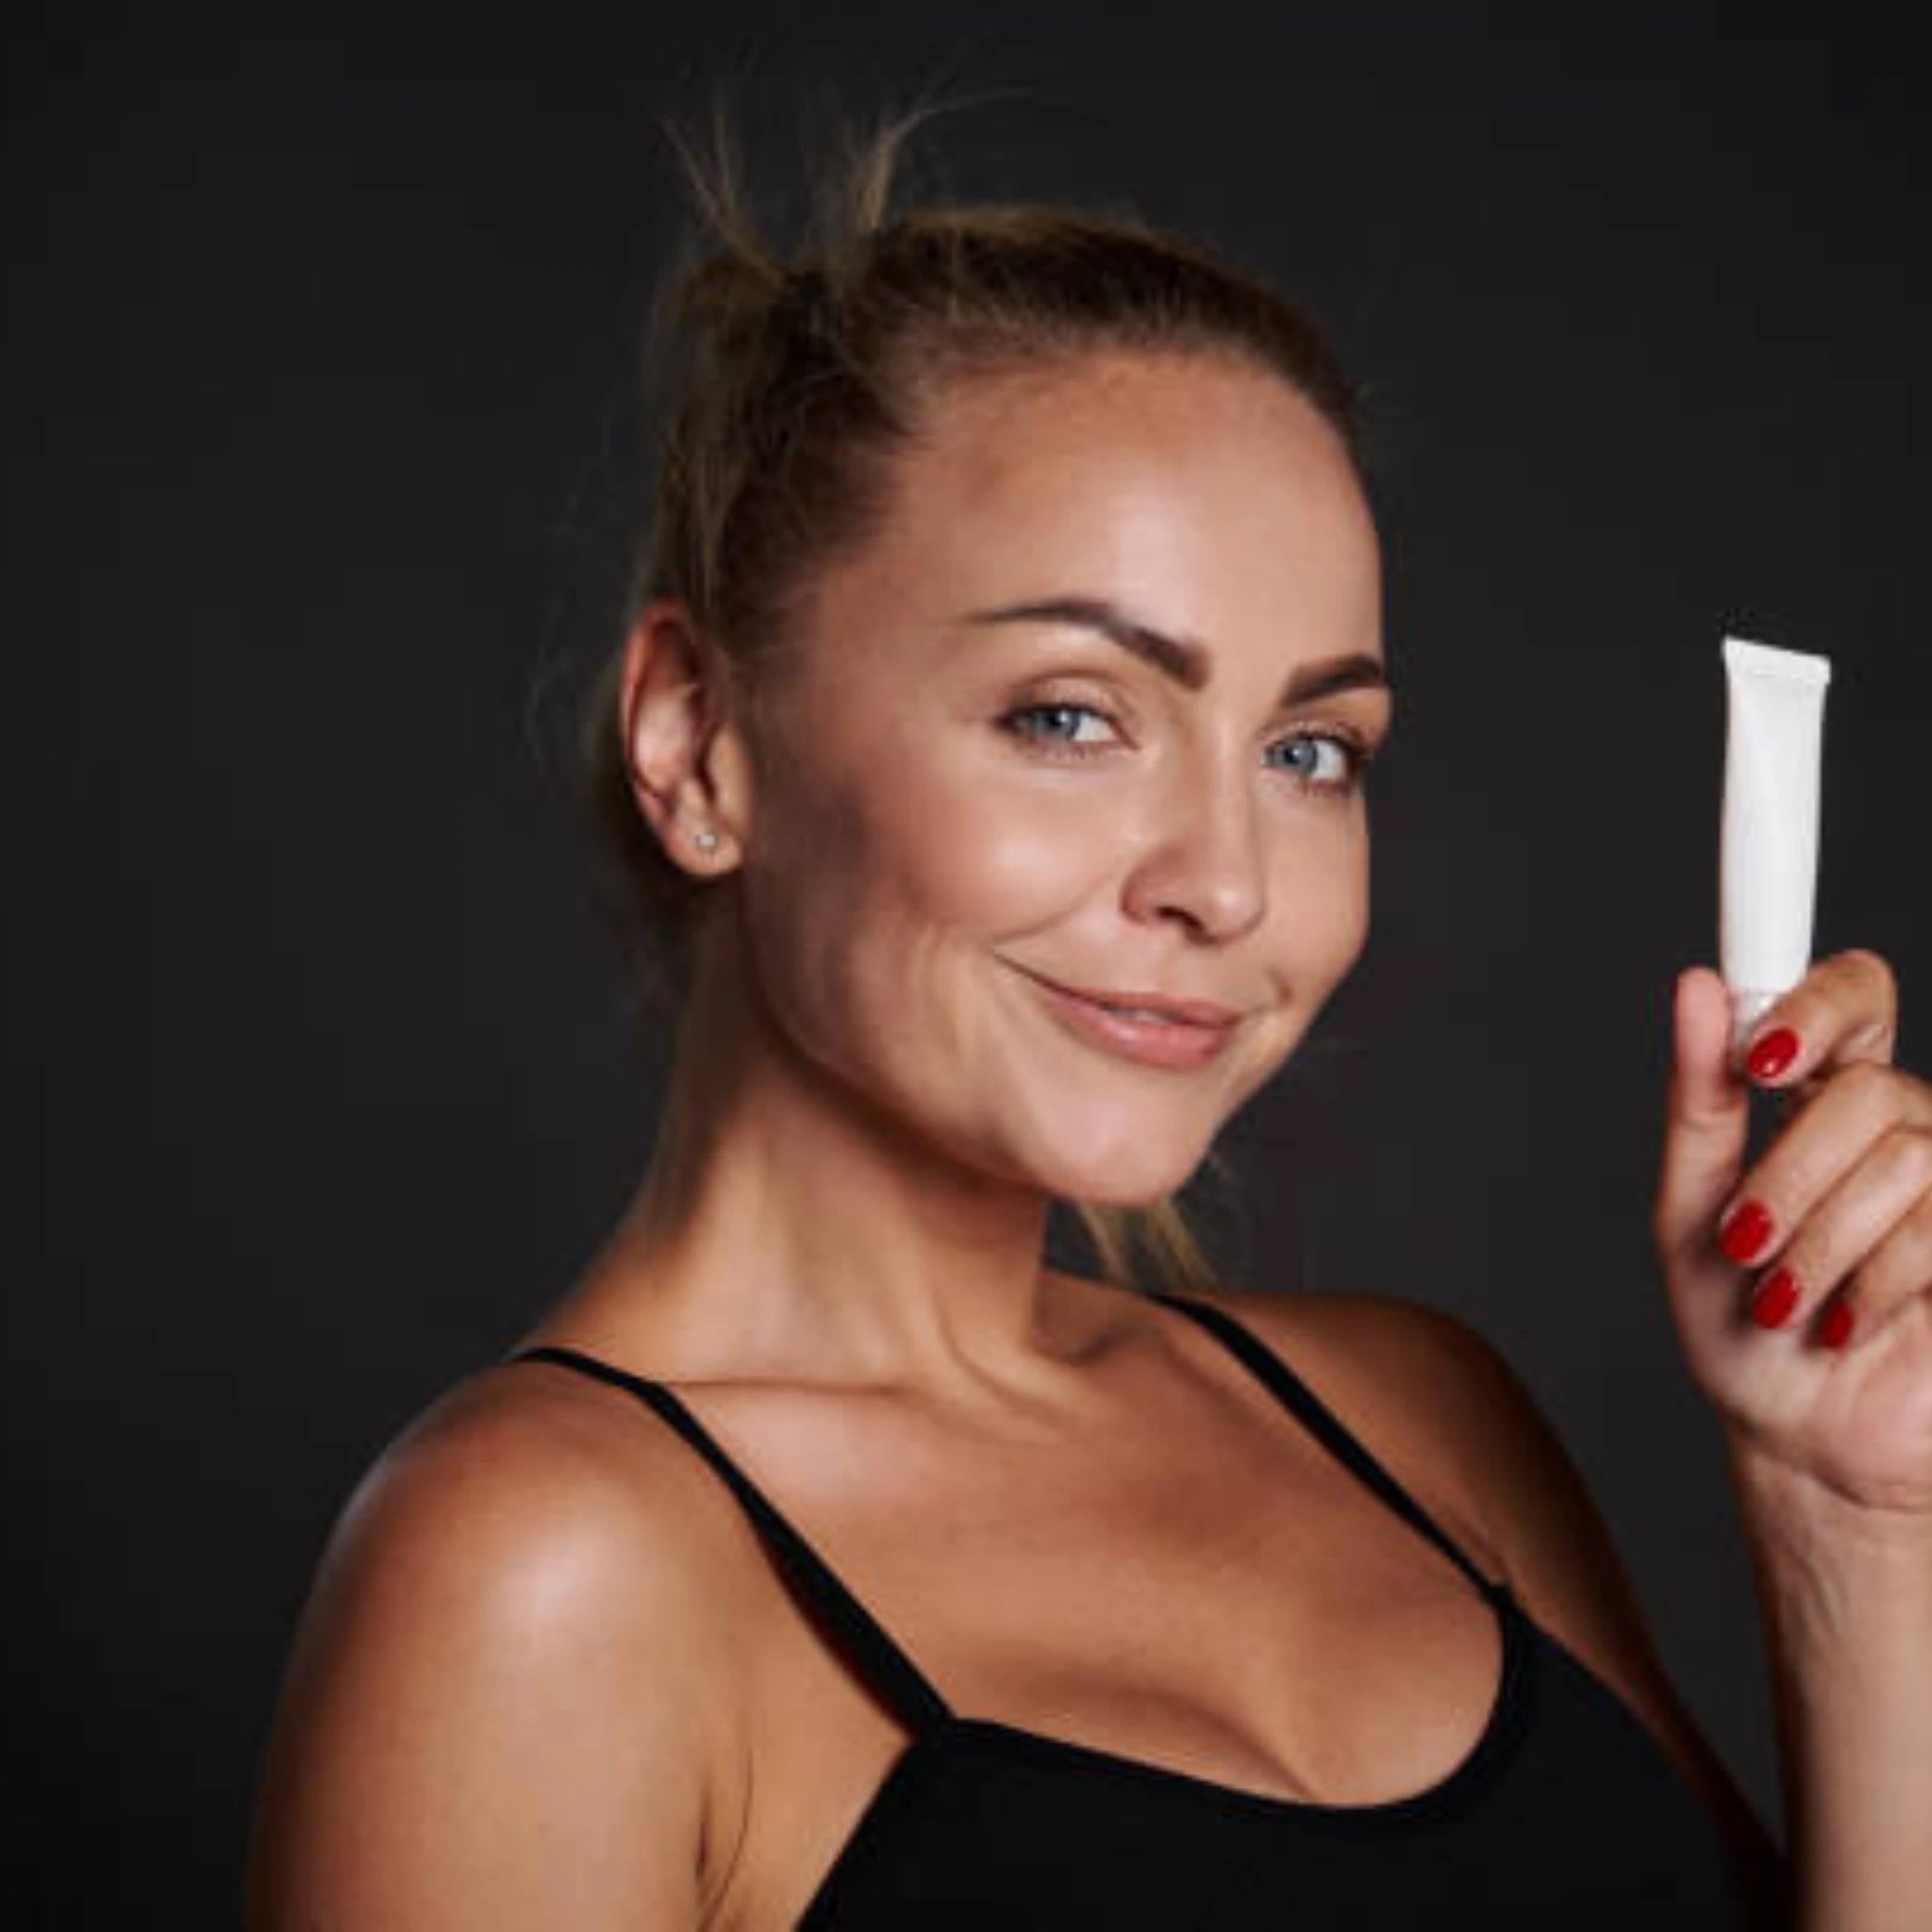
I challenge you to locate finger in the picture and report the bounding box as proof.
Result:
[1736,1124,1932,1334]
[1824,1173,1932,1350]
[1714,1060,1932,1272]
[1737,948,1899,1092]
[1654,965,1751,1266]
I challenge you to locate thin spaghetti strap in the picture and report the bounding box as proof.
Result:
[1149,1294,1510,1606]
[507,1343,954,1734]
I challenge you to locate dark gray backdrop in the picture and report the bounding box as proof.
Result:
[6,4,1927,1924]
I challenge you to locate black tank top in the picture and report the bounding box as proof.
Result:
[507,1291,1748,1927]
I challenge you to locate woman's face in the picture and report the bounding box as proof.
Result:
[725,349,1388,1205]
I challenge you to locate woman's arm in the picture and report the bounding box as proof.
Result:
[245,1381,736,1929]
[1652,952,1932,1932]
[1726,1442,1932,1931]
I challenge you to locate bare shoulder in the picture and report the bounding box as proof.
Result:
[245,1361,752,1930]
[1174,1285,1520,1577]
[1183,1283,1684,1685]
[1177,1284,1781,1905]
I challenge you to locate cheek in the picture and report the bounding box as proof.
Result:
[818,740,1116,943]
[882,787,1110,939]
[1311,825,1371,970]
[734,740,1078,1047]
[1252,813,1370,1015]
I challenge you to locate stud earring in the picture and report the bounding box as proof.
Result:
[692,826,721,854]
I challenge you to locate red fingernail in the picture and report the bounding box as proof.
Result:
[1745,1026,1800,1083]
[1719,1200,1774,1264]
[1817,1299,1855,1350]
[1749,1268,1800,1329]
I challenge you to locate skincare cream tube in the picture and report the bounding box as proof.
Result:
[1720,634,1832,1059]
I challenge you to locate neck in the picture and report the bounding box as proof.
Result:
[562,918,1092,1398]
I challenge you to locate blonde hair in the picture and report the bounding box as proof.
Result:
[576,89,1363,1298]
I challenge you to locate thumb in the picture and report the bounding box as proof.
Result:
[1653,964,1751,1266]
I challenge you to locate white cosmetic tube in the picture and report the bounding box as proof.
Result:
[1720,634,1832,1058]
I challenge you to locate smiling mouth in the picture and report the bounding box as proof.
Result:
[1014,967,1244,1027]
[1010,965,1246,1069]
[1062,990,1240,1027]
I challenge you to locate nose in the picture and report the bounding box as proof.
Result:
[1121,752,1268,943]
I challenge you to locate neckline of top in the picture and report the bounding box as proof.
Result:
[795,1587,1536,1925]
[942,1577,1527,1826]
[507,1291,1517,1756]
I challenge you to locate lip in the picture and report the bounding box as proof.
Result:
[1015,967,1245,1069]
[1037,976,1242,1026]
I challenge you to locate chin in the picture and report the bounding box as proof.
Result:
[1013,1119,1219,1208]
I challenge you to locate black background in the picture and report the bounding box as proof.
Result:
[6,3,1928,1922]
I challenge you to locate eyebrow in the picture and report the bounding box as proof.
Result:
[958,594,1391,707]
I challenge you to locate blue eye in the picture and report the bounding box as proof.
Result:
[998,705,1372,791]
[1000,703,1118,750]
[1266,730,1367,793]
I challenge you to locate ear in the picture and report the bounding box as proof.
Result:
[617,599,754,876]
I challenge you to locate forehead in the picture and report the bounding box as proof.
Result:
[821,350,1382,677]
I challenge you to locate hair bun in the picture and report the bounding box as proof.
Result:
[771,262,833,335]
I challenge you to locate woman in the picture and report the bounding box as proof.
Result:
[246,107,1931,1928]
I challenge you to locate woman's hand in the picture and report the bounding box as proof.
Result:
[1652,949,1932,1518]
